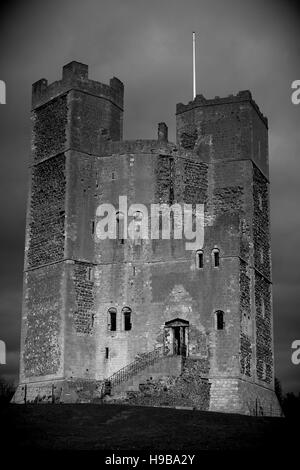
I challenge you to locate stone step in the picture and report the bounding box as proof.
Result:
[111,355,183,395]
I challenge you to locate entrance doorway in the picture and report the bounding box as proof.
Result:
[174,326,181,355]
[164,318,189,357]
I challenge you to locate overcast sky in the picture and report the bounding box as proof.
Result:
[0,0,299,393]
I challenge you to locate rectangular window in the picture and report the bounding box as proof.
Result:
[105,347,109,359]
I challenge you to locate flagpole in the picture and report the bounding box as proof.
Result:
[193,32,196,100]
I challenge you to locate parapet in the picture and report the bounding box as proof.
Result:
[32,61,124,110]
[98,139,178,157]
[176,90,268,128]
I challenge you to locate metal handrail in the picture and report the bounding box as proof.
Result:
[100,345,165,397]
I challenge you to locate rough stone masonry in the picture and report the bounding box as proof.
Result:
[12,61,281,416]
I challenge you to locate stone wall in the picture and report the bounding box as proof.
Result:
[27,154,66,269]
[253,164,273,385]
[155,155,174,203]
[121,358,211,410]
[238,380,281,416]
[176,91,268,168]
[23,263,64,378]
[255,272,273,384]
[69,89,123,154]
[183,160,207,204]
[213,185,243,215]
[253,165,270,278]
[240,260,252,377]
[12,380,62,404]
[32,95,68,163]
[73,261,95,335]
[12,378,102,404]
[209,378,281,416]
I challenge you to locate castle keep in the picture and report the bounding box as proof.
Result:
[13,61,281,415]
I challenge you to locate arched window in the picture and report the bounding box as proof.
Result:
[122,307,132,331]
[108,307,117,331]
[196,250,204,269]
[116,211,125,244]
[216,310,225,330]
[212,248,220,267]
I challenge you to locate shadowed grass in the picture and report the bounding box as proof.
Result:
[0,403,296,451]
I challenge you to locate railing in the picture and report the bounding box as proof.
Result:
[100,345,165,397]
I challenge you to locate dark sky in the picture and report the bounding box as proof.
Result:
[0,0,299,393]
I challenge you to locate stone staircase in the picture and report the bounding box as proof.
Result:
[99,346,184,400]
[99,355,211,410]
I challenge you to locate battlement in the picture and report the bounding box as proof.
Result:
[32,61,124,110]
[176,90,268,128]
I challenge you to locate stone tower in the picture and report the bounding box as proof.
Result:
[13,62,281,415]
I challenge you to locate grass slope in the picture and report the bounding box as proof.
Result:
[0,403,296,452]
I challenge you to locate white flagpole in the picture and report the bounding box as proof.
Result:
[193,32,196,100]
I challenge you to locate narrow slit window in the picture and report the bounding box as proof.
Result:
[196,250,204,269]
[91,220,95,234]
[86,267,93,281]
[261,298,265,319]
[105,347,109,359]
[262,362,267,380]
[116,212,124,244]
[260,247,264,264]
[158,212,163,233]
[258,193,263,211]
